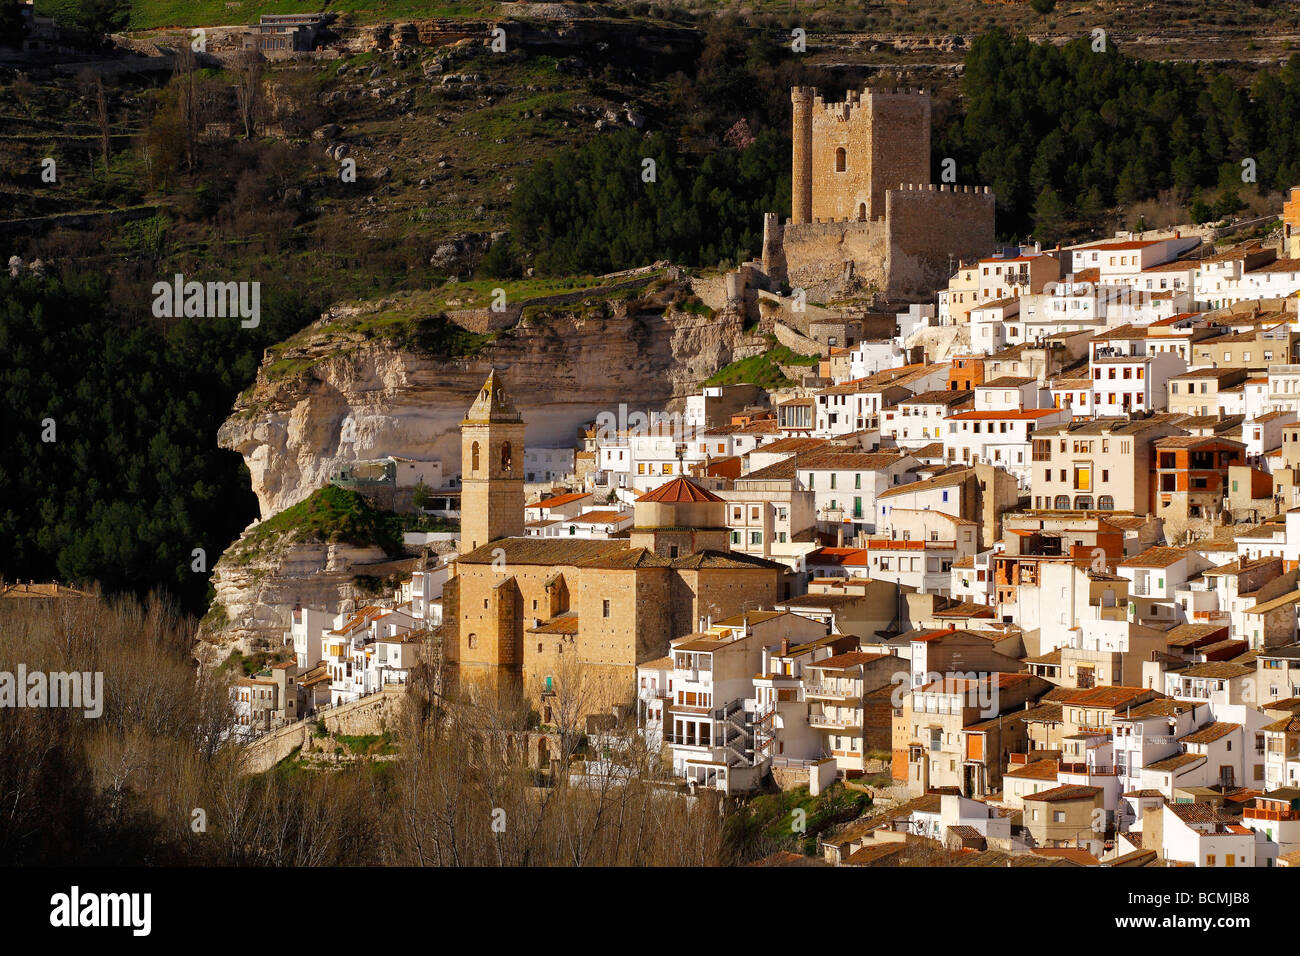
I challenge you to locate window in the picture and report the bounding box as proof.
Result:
[500,441,512,472]
[834,147,846,172]
[471,441,481,473]
[602,600,611,618]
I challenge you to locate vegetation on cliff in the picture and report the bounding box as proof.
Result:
[228,485,408,564]
[705,344,818,390]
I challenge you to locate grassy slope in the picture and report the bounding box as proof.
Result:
[86,0,1300,58]
[43,0,497,31]
[706,344,818,390]
[229,484,407,563]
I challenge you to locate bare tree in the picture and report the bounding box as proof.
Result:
[234,49,263,140]
[95,75,110,177]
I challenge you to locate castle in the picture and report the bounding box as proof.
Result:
[760,86,997,301]
[448,371,788,710]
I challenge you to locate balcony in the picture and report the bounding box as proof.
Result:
[1244,807,1300,822]
[804,681,860,701]
[808,712,862,730]
[1058,763,1117,775]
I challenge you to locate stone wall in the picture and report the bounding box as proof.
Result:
[867,92,931,219]
[781,218,891,292]
[446,305,524,334]
[884,184,996,299]
[691,274,731,313]
[322,685,405,736]
[446,275,661,334]
[773,321,825,357]
[239,686,407,773]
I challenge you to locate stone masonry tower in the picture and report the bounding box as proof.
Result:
[459,369,525,555]
[790,87,815,224]
[791,86,931,223]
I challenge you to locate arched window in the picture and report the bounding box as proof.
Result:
[1075,495,1093,511]
[471,441,480,473]
[501,441,513,472]
[835,147,846,172]
[1053,495,1070,510]
[467,633,478,650]
[1098,495,1115,511]
[857,202,867,221]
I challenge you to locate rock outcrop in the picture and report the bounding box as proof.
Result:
[219,293,751,520]
[203,539,394,659]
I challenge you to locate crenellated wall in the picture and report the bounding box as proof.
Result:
[885,184,997,298]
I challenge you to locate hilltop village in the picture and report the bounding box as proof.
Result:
[212,81,1300,869]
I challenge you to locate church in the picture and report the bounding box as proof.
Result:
[447,371,791,713]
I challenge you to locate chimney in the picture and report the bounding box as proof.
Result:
[781,637,790,656]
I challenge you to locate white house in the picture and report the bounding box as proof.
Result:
[943,407,1070,487]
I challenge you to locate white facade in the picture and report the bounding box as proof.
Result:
[943,408,1070,487]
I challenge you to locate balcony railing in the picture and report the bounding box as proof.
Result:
[1058,762,1116,775]
[804,682,860,700]
[1244,807,1300,821]
[808,714,862,729]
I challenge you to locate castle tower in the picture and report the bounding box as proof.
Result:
[761,211,787,285]
[791,85,932,224]
[790,87,815,224]
[459,370,525,554]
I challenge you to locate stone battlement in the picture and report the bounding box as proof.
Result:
[898,183,991,194]
[800,86,932,121]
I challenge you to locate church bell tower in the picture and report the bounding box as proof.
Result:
[459,370,525,554]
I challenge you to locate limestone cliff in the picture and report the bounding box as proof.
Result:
[219,289,754,519]
[203,540,393,660]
